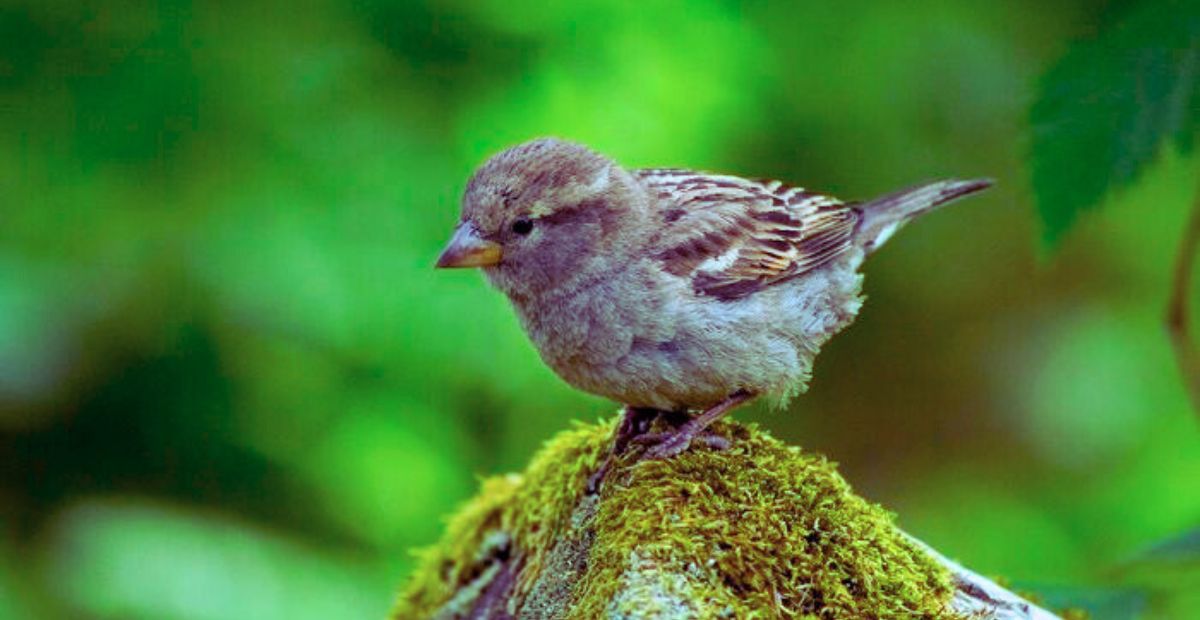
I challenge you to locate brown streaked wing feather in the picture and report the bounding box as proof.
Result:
[636,169,860,301]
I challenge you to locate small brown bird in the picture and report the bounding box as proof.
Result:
[437,138,990,459]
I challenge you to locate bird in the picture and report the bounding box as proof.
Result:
[436,137,991,460]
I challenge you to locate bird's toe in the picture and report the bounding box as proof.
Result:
[634,427,730,460]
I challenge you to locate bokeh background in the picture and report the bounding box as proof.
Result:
[2,0,1198,618]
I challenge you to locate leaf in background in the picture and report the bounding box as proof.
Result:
[1029,0,1200,247]
[1107,527,1200,618]
[1122,527,1200,567]
[0,8,53,91]
[70,0,198,167]
[1024,585,1146,620]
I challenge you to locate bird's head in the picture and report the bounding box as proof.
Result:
[436,137,647,297]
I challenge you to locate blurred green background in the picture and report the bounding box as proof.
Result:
[1,0,1198,618]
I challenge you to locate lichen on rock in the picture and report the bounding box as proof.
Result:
[393,417,959,619]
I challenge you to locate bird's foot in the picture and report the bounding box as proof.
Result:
[611,406,665,455]
[587,406,669,493]
[588,392,754,489]
[633,424,731,459]
[632,390,755,460]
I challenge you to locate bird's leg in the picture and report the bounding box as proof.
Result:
[611,406,664,455]
[635,390,755,460]
[658,408,693,429]
[587,406,666,493]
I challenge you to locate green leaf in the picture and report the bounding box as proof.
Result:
[1029,0,1200,247]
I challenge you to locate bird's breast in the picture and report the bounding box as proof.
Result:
[505,267,684,401]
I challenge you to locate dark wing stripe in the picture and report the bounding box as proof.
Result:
[691,274,764,301]
[637,167,859,301]
[752,210,799,225]
[663,208,687,222]
[692,207,859,300]
[760,238,791,252]
[774,227,804,239]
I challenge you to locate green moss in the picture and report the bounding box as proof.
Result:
[395,473,518,615]
[393,417,958,619]
[393,422,610,618]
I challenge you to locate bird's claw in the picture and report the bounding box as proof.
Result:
[634,427,731,459]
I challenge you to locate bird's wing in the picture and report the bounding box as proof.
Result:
[636,168,861,301]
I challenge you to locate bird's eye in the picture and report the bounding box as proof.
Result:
[511,218,534,235]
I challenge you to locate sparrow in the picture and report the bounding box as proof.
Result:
[437,137,991,459]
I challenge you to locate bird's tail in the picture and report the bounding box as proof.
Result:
[855,178,993,254]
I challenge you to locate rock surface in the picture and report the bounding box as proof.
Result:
[393,418,1062,619]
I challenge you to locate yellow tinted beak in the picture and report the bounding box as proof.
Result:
[435,224,502,268]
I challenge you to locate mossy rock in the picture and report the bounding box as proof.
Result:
[393,417,960,619]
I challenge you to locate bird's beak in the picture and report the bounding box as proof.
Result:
[435,223,502,268]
